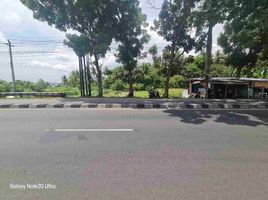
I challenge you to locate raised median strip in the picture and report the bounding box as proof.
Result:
[0,102,267,109]
[12,104,30,108]
[29,104,47,108]
[0,104,12,108]
[47,103,64,108]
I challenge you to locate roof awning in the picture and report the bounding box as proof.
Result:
[212,80,248,85]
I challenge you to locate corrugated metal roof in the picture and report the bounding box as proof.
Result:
[188,77,268,82]
[240,78,268,82]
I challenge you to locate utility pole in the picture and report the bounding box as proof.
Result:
[7,40,16,91]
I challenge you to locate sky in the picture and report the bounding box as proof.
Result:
[0,0,223,83]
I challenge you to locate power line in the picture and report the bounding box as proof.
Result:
[12,42,64,45]
[5,35,64,39]
[13,43,67,47]
[7,38,64,41]
[0,50,73,54]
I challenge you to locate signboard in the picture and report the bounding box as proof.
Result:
[255,82,268,88]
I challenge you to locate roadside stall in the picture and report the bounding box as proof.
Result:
[188,77,268,99]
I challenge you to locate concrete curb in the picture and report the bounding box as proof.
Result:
[0,102,268,110]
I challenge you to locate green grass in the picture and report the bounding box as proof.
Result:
[103,88,183,98]
[162,88,183,98]
[0,88,183,99]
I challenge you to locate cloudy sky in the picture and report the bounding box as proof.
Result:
[0,0,222,83]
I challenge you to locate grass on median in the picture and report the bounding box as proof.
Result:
[0,88,184,99]
[103,88,183,98]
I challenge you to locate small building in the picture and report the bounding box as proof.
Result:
[188,77,268,99]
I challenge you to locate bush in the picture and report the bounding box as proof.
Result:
[111,80,126,91]
[169,75,185,88]
[35,79,49,92]
[185,63,203,78]
[15,80,36,92]
[133,83,145,91]
[103,78,111,89]
[45,86,80,97]
[0,81,12,92]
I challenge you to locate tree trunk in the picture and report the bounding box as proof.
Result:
[128,69,134,97]
[78,56,85,97]
[94,54,103,97]
[164,40,176,98]
[164,68,171,98]
[86,55,92,97]
[97,75,103,97]
[205,23,213,98]
[83,56,88,96]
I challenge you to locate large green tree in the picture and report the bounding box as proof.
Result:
[115,0,150,97]
[20,0,119,97]
[218,0,268,78]
[154,0,200,98]
[191,0,227,93]
[64,34,92,96]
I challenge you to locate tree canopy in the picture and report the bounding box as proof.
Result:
[153,0,200,97]
[115,0,150,97]
[218,0,268,77]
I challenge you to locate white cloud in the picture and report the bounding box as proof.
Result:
[30,60,76,71]
[0,32,7,42]
[101,52,117,67]
[54,54,72,62]
[145,28,168,52]
[3,10,22,25]
[51,64,72,71]
[30,60,50,67]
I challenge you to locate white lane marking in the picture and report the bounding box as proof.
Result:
[53,129,134,132]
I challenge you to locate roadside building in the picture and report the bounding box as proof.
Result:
[188,77,268,99]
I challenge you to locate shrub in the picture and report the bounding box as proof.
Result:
[170,75,185,88]
[111,80,126,91]
[35,79,49,92]
[45,86,80,97]
[103,78,111,89]
[133,83,145,91]
[0,81,12,92]
[15,80,36,92]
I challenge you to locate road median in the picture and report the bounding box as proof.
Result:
[0,101,267,110]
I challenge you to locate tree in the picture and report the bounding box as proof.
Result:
[254,54,268,78]
[20,0,119,97]
[149,45,158,62]
[35,79,49,92]
[135,63,163,90]
[115,0,150,97]
[61,75,68,85]
[64,34,92,96]
[68,70,80,88]
[184,55,204,78]
[0,80,12,92]
[103,66,128,89]
[192,0,226,93]
[154,0,200,98]
[218,0,268,78]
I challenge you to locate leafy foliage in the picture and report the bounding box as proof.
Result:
[218,0,268,77]
[115,0,150,97]
[153,0,200,97]
[111,80,126,91]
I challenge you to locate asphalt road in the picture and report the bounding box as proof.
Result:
[0,109,268,200]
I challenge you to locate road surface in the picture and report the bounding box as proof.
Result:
[0,109,268,199]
